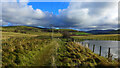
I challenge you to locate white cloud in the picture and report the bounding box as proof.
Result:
[1,0,17,2]
[58,2,118,30]
[19,0,29,2]
[2,1,53,26]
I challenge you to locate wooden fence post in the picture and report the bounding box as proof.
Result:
[81,42,83,45]
[93,44,95,52]
[99,46,102,56]
[108,47,111,58]
[74,39,75,42]
[88,43,90,48]
[85,43,88,48]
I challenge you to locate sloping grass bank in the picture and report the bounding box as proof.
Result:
[56,39,119,67]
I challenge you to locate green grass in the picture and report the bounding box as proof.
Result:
[2,36,60,67]
[2,26,62,38]
[56,40,119,66]
[2,30,62,40]
[32,39,60,66]
[2,26,61,67]
[72,34,120,41]
[2,32,38,39]
[71,32,91,35]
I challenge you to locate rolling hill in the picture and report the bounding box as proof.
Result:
[2,26,91,36]
[86,29,120,34]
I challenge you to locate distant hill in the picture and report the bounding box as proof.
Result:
[2,26,91,36]
[109,29,120,34]
[2,26,43,32]
[86,29,120,34]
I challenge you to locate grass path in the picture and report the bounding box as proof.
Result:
[33,39,60,66]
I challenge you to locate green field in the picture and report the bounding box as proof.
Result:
[1,26,120,67]
[71,32,91,35]
[72,34,120,41]
[2,26,62,36]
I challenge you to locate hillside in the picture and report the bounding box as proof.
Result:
[109,29,120,34]
[86,29,120,34]
[2,26,62,38]
[2,26,91,36]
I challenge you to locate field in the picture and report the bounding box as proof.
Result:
[2,26,62,38]
[71,32,91,36]
[72,34,120,41]
[1,26,120,67]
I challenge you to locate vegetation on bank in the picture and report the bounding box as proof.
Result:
[56,39,119,67]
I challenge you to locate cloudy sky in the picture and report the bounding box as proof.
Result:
[1,0,119,31]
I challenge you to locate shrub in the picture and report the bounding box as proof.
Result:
[62,31,70,38]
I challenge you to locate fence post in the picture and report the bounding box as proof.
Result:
[74,39,75,42]
[93,44,95,52]
[88,43,90,48]
[81,42,83,45]
[72,38,74,42]
[108,47,111,58]
[99,46,102,56]
[85,43,88,48]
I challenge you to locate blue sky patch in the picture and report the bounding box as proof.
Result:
[27,2,69,15]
